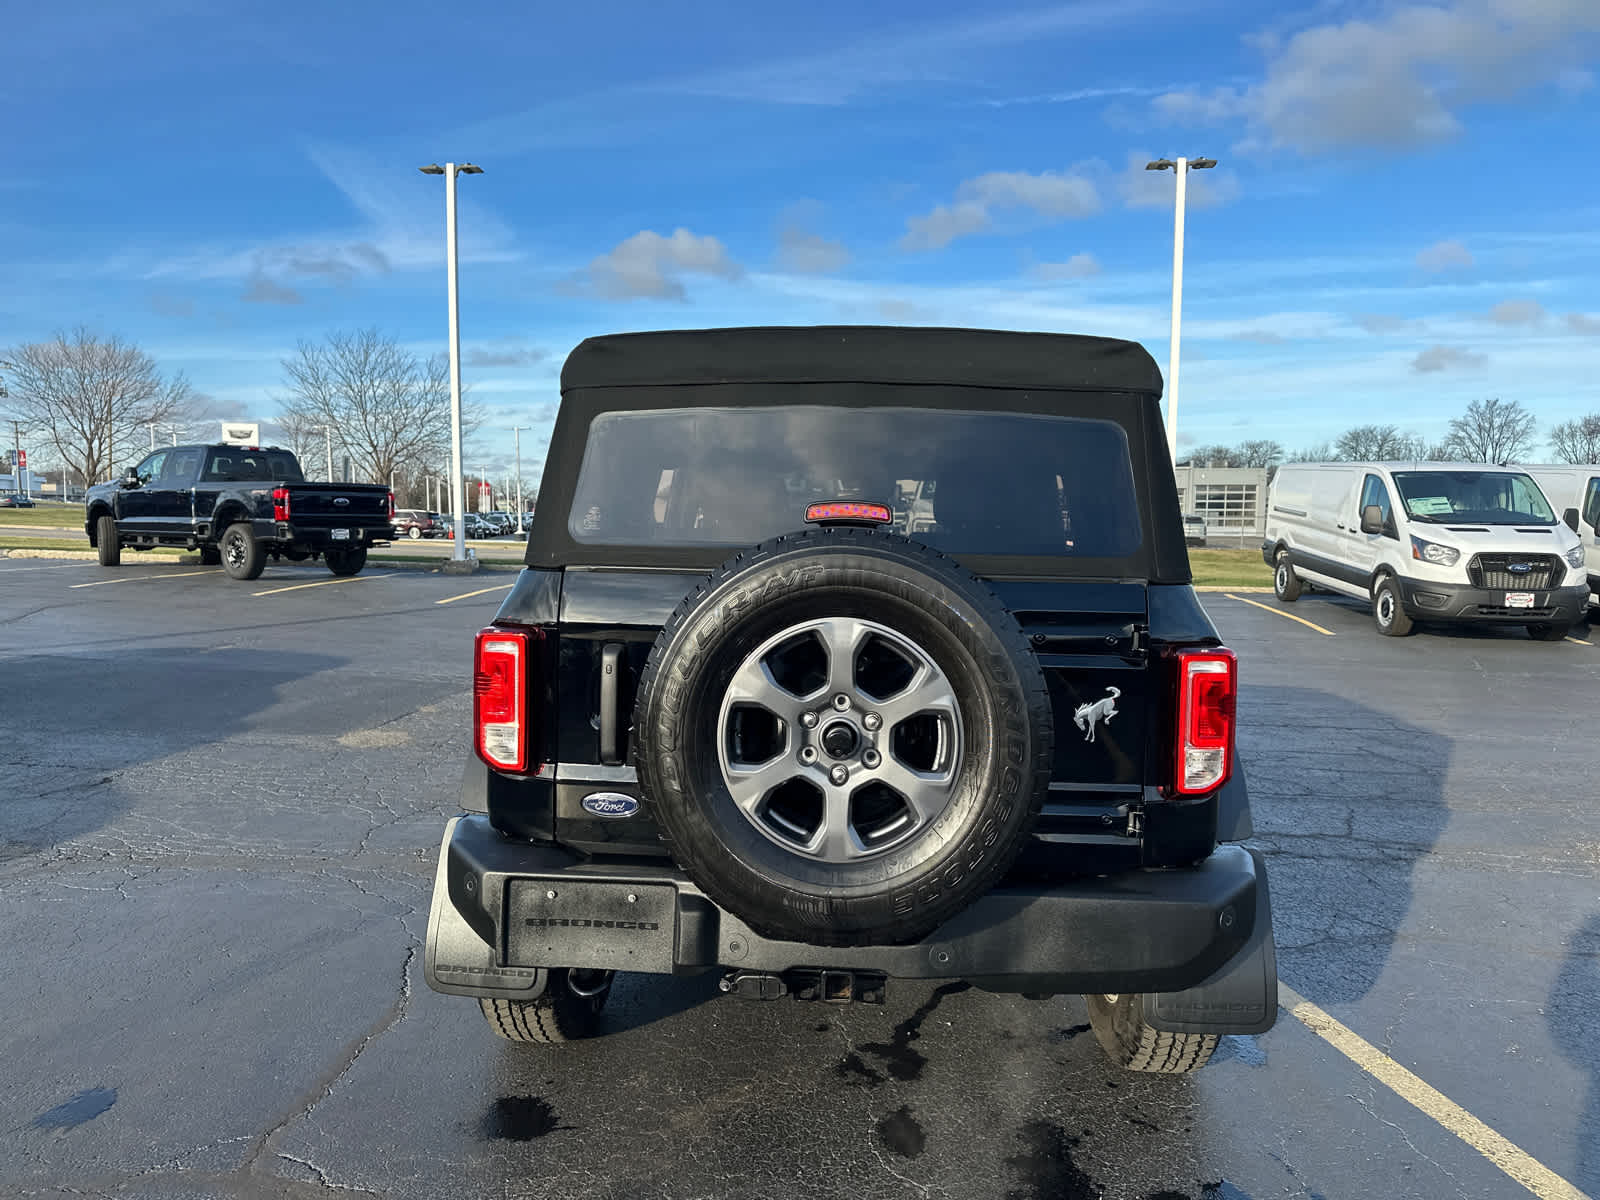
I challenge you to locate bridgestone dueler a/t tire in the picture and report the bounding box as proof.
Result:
[95,515,120,566]
[477,970,611,1044]
[632,527,1054,948]
[1085,993,1218,1073]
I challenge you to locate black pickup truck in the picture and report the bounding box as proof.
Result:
[84,444,392,580]
[424,326,1277,1072]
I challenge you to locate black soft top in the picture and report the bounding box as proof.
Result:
[561,326,1163,396]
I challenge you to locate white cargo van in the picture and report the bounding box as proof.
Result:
[1263,463,1589,638]
[1522,466,1600,611]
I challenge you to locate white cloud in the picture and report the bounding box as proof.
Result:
[1230,329,1287,345]
[1029,253,1102,280]
[1569,312,1600,335]
[1153,1,1600,152]
[1412,345,1487,372]
[463,340,546,368]
[240,275,303,306]
[901,169,1100,251]
[1119,151,1240,210]
[567,228,742,301]
[776,223,850,275]
[1416,239,1474,272]
[1354,313,1424,334]
[1486,299,1546,325]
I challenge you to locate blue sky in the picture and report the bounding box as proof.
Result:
[5,0,1600,478]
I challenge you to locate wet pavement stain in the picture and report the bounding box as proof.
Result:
[1201,1183,1252,1199]
[875,1105,926,1158]
[1004,1119,1102,1200]
[859,981,970,1082]
[1217,1035,1267,1067]
[1049,1023,1092,1043]
[836,1051,886,1087]
[31,1087,116,1131]
[481,1096,567,1141]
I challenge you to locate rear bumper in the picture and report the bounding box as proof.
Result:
[252,519,392,547]
[425,815,1276,1031]
[1398,578,1589,624]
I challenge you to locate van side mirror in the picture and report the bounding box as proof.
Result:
[121,467,140,488]
[1563,507,1580,532]
[1359,504,1385,535]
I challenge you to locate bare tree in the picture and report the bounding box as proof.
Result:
[278,330,478,485]
[1288,441,1335,462]
[2,329,196,484]
[1184,444,1242,467]
[1549,414,1600,464]
[1333,424,1413,460]
[1442,397,1536,463]
[1235,439,1285,468]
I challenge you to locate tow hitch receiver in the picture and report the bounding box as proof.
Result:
[720,969,888,1004]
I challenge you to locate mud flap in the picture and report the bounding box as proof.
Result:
[424,817,549,999]
[1143,849,1277,1035]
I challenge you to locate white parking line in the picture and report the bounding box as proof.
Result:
[1280,984,1588,1200]
[68,568,219,589]
[434,583,515,606]
[1223,592,1338,636]
[251,573,392,597]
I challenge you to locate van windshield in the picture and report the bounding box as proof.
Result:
[1392,471,1556,525]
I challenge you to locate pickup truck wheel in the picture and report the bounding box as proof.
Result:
[219,523,266,581]
[478,969,612,1043]
[95,516,121,566]
[1273,551,1302,602]
[198,546,221,566]
[634,527,1053,948]
[325,546,368,576]
[1085,993,1218,1073]
[1527,623,1572,641]
[1372,575,1413,637]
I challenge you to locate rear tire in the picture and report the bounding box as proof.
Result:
[1273,551,1302,602]
[478,969,612,1044]
[1372,575,1413,637]
[95,516,121,567]
[219,523,265,581]
[1527,623,1571,642]
[325,545,368,576]
[1085,993,1218,1073]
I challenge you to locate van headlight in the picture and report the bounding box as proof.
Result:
[1410,535,1460,567]
[1567,546,1586,568]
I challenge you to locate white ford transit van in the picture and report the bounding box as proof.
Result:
[1263,463,1589,638]
[1522,465,1600,611]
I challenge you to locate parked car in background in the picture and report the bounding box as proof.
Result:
[0,493,35,508]
[1265,461,1588,639]
[1521,466,1600,613]
[1183,513,1208,546]
[393,509,444,539]
[487,511,516,535]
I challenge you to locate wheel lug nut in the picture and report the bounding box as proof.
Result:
[800,711,819,729]
[832,694,851,712]
[863,712,882,731]
[829,765,849,786]
[800,746,818,764]
[863,749,881,768]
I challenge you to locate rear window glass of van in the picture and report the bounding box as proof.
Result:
[568,406,1142,558]
[1393,471,1555,524]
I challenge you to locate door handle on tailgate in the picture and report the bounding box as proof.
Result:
[599,643,624,766]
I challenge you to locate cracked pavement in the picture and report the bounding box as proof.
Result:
[1,560,1597,1199]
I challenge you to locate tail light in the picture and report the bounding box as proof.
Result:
[1174,648,1236,795]
[272,487,291,523]
[387,490,396,521]
[475,627,535,772]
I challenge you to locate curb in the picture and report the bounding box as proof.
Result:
[1,548,102,561]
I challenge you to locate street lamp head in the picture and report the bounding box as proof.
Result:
[457,164,484,175]
[418,164,445,175]
[1145,159,1176,171]
[1189,157,1218,170]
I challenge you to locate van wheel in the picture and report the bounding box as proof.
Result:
[220,523,266,581]
[1085,993,1217,1073]
[1527,623,1571,642]
[1373,576,1413,637]
[95,515,121,566]
[478,969,613,1043]
[1273,552,1302,602]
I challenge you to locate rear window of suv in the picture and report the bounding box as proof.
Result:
[567,406,1142,558]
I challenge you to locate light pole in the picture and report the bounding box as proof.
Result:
[1145,156,1216,467]
[512,426,528,534]
[420,161,483,562]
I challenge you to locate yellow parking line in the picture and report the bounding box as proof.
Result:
[69,568,218,589]
[1565,635,1593,646]
[1223,593,1338,636]
[434,583,515,606]
[251,573,392,597]
[1280,984,1587,1200]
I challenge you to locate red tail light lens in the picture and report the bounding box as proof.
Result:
[271,487,291,523]
[1175,648,1236,795]
[475,628,530,772]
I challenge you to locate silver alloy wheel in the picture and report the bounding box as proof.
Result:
[716,616,963,863]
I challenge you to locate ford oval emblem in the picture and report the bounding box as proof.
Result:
[1508,562,1531,573]
[581,792,639,819]
[334,497,351,506]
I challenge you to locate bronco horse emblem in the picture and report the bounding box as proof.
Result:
[1072,686,1121,742]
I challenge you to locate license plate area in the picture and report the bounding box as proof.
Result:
[331,528,350,540]
[505,880,676,973]
[1504,591,1535,609]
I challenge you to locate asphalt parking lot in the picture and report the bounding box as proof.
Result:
[2,560,1597,1200]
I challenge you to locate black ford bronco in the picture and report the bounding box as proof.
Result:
[424,326,1277,1072]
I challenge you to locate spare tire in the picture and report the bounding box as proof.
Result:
[633,527,1053,947]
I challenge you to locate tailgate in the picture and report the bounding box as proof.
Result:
[285,484,391,528]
